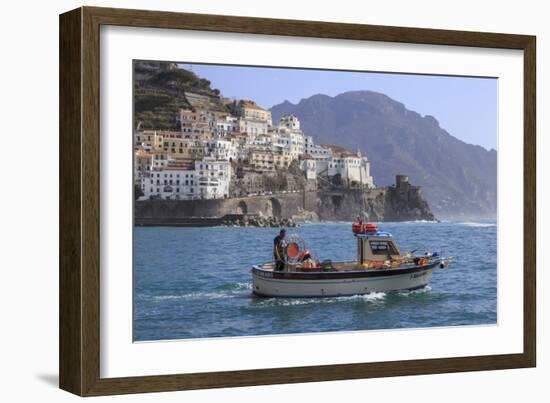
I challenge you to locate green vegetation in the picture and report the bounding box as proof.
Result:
[149,69,214,97]
[134,90,189,130]
[133,62,224,130]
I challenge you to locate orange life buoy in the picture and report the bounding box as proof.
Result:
[286,242,300,259]
[352,222,378,234]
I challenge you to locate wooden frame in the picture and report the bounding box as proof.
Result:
[59,6,536,396]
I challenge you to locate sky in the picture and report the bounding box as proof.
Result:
[179,63,497,151]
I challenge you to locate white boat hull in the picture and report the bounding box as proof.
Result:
[252,265,435,298]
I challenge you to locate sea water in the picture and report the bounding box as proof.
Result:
[134,221,497,341]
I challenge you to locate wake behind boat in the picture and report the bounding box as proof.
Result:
[252,222,452,298]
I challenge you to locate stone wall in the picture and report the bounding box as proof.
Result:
[135,185,434,224]
[135,192,318,222]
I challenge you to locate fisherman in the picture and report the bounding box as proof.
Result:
[273,228,286,271]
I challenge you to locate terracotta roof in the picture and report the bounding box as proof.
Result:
[154,166,194,171]
[228,132,246,137]
[152,130,180,135]
[320,144,347,153]
[240,100,265,111]
[162,134,186,138]
[320,144,360,158]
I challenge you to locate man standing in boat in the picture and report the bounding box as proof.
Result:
[273,228,286,271]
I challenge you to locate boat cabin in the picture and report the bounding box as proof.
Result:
[356,234,402,263]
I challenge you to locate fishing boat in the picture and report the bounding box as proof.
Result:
[251,222,452,298]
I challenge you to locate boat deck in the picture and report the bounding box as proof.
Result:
[256,260,425,273]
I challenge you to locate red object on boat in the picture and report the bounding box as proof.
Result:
[286,242,300,258]
[352,222,379,234]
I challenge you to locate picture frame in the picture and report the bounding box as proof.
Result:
[59,6,536,396]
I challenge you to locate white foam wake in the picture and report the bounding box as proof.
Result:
[458,222,496,228]
[398,285,432,296]
[257,292,387,307]
[151,291,231,301]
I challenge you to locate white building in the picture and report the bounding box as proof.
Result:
[228,133,249,162]
[234,100,272,144]
[271,131,290,152]
[141,159,231,200]
[204,139,236,161]
[194,159,231,199]
[251,132,273,146]
[303,140,374,188]
[289,130,305,159]
[305,142,334,176]
[239,118,269,140]
[299,155,317,181]
[273,115,305,159]
[179,109,216,128]
[304,135,315,155]
[280,114,300,130]
[141,167,196,200]
[151,151,170,168]
[326,150,374,187]
[214,115,239,137]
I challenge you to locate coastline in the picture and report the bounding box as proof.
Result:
[135,178,438,227]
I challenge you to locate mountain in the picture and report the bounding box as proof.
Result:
[133,61,229,129]
[271,91,496,219]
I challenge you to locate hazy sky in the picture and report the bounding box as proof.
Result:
[179,63,497,151]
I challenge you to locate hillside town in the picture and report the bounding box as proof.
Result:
[134,99,375,200]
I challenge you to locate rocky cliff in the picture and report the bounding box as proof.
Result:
[316,185,434,222]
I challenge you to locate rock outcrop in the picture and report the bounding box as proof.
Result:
[221,215,297,228]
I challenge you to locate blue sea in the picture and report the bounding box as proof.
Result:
[134,221,497,341]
